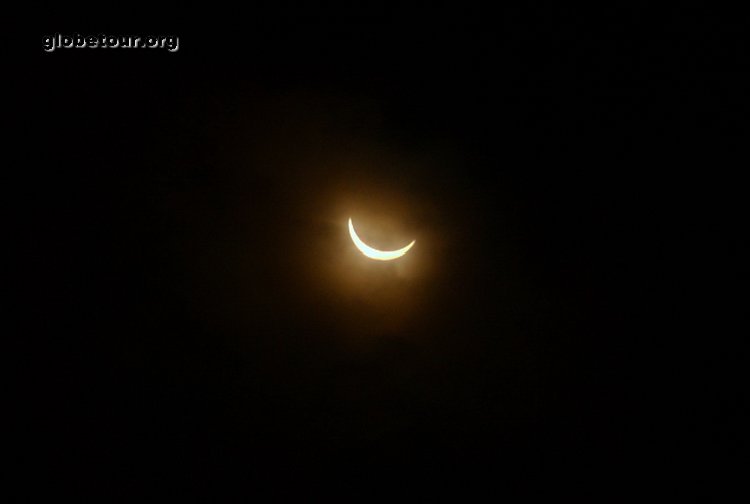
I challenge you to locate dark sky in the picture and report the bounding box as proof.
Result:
[16,5,744,500]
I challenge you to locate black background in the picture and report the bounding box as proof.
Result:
[15,5,745,500]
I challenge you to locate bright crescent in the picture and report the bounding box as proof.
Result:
[348,218,415,261]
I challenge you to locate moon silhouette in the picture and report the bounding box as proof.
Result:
[348,218,415,261]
